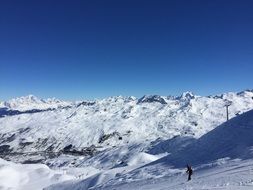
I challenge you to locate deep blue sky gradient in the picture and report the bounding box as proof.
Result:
[0,0,253,100]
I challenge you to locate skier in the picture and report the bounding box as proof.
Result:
[186,164,193,181]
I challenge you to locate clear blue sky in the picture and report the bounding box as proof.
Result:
[0,0,252,100]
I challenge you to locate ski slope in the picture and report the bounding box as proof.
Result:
[90,159,253,190]
[46,109,253,190]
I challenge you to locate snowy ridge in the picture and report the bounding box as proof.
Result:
[152,109,253,167]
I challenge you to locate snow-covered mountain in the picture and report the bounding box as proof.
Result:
[47,105,253,190]
[0,95,72,111]
[0,90,252,165]
[153,108,253,167]
[0,90,253,190]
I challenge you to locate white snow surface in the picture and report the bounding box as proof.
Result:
[0,90,253,152]
[0,90,253,189]
[46,108,253,190]
[0,95,72,111]
[46,159,253,190]
[0,158,74,190]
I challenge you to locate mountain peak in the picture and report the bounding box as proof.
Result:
[237,89,253,97]
[1,95,71,111]
[179,91,196,100]
[137,95,167,104]
[22,94,41,101]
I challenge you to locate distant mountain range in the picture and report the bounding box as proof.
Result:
[0,90,253,164]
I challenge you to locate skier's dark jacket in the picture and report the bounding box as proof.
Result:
[186,165,193,174]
